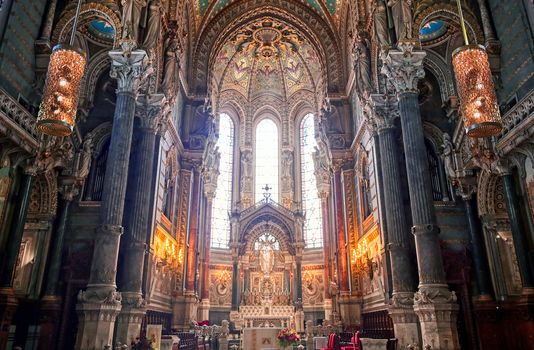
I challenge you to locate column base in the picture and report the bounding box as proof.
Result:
[38,295,63,350]
[198,299,210,321]
[388,293,420,348]
[0,287,18,349]
[294,309,304,333]
[115,293,146,346]
[75,290,122,350]
[338,292,350,324]
[413,287,460,350]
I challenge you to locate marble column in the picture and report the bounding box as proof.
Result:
[501,174,534,290]
[199,195,213,321]
[0,168,34,349]
[370,93,420,347]
[39,181,79,350]
[35,0,58,50]
[115,94,165,344]
[75,47,146,350]
[184,165,201,325]
[382,42,460,349]
[320,195,333,319]
[460,189,493,299]
[333,164,349,294]
[231,260,239,311]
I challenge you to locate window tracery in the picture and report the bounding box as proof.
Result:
[211,113,234,248]
[300,113,323,248]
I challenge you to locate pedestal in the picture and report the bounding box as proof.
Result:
[294,309,304,333]
[413,296,460,350]
[323,299,333,321]
[75,298,122,349]
[183,292,198,327]
[388,293,420,348]
[198,299,210,321]
[114,292,146,345]
[360,338,388,350]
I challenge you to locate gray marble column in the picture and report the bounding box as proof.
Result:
[370,94,420,347]
[0,169,34,288]
[231,260,239,310]
[115,94,165,344]
[75,47,146,350]
[294,257,303,306]
[382,42,460,349]
[502,174,534,289]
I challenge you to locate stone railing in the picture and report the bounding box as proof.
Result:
[0,88,39,152]
[497,89,534,154]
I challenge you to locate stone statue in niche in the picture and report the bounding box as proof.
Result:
[281,150,293,179]
[121,0,147,43]
[161,28,182,95]
[259,240,275,277]
[352,32,373,98]
[143,0,164,49]
[373,0,390,49]
[387,0,413,42]
[77,134,94,179]
[441,133,455,180]
[240,150,253,192]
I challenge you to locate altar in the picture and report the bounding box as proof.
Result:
[242,327,282,350]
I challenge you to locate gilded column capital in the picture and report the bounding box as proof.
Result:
[380,42,426,95]
[369,93,399,132]
[109,48,148,94]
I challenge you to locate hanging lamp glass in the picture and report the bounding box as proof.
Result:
[37,0,86,136]
[451,0,502,138]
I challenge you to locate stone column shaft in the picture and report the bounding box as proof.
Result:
[201,199,213,300]
[0,171,34,287]
[333,168,350,293]
[502,174,534,288]
[76,48,146,350]
[464,196,493,297]
[231,261,239,310]
[320,198,332,300]
[382,44,460,349]
[186,168,201,292]
[295,259,303,303]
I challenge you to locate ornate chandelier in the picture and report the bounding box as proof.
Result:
[451,0,502,138]
[37,0,86,136]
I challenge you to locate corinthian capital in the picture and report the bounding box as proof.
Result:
[380,41,426,95]
[369,93,399,132]
[109,48,148,94]
[136,93,166,130]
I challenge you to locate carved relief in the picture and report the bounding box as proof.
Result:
[209,269,232,306]
[302,270,324,306]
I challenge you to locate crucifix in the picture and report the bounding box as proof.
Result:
[262,184,272,200]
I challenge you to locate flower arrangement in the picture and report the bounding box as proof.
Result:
[277,328,300,348]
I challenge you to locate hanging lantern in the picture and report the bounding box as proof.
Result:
[452,45,502,137]
[451,0,502,138]
[37,44,86,136]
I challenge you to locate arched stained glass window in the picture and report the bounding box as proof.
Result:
[255,119,279,202]
[300,114,323,248]
[211,113,234,248]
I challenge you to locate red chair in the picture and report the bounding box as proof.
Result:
[320,333,339,350]
[340,331,360,350]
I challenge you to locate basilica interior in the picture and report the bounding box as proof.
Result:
[0,0,533,349]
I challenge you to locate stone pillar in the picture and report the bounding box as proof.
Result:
[75,47,146,350]
[184,165,201,325]
[0,168,34,349]
[294,257,303,304]
[501,174,534,290]
[35,0,58,49]
[461,190,493,299]
[115,94,164,344]
[231,260,239,310]
[370,93,420,347]
[320,195,333,319]
[39,181,78,350]
[199,197,213,321]
[333,164,349,293]
[382,42,460,349]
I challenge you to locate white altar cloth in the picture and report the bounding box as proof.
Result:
[243,327,282,350]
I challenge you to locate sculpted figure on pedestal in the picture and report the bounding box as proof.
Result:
[387,0,413,42]
[373,0,390,49]
[161,29,182,95]
[143,0,164,49]
[352,31,373,98]
[121,0,147,43]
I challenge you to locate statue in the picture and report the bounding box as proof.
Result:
[352,32,373,98]
[387,0,413,42]
[77,134,94,179]
[373,0,390,49]
[142,0,164,49]
[281,150,293,178]
[441,133,456,180]
[161,30,182,95]
[259,240,274,277]
[121,0,147,43]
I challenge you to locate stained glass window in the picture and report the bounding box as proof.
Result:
[211,113,234,248]
[300,114,323,248]
[255,119,279,202]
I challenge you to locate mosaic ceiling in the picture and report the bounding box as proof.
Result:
[211,18,323,101]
